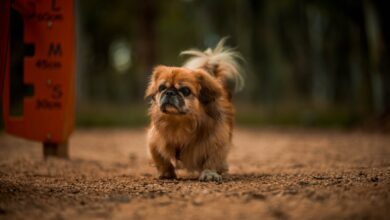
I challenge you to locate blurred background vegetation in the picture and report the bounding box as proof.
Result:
[4,0,390,129]
[76,0,390,128]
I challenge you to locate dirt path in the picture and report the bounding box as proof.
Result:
[1,128,389,220]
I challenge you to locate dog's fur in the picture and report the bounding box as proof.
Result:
[145,39,244,181]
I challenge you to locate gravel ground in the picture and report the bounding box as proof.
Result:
[0,128,389,220]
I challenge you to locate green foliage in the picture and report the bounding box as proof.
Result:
[76,104,148,128]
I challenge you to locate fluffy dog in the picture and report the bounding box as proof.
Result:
[145,39,244,181]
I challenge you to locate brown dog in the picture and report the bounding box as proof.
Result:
[145,39,244,181]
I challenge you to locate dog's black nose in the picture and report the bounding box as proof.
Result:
[165,90,176,96]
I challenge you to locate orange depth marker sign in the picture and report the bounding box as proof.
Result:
[2,0,76,152]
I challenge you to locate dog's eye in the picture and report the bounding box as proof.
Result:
[158,85,167,92]
[179,87,191,96]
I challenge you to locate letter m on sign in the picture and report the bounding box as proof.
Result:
[48,43,62,56]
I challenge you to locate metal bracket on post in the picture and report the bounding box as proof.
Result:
[43,142,69,159]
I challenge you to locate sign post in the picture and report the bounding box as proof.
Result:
[1,0,76,158]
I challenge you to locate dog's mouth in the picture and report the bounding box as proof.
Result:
[160,103,188,115]
[161,103,181,114]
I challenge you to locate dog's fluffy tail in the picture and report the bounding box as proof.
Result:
[180,38,245,95]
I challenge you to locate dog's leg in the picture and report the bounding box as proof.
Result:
[198,156,227,182]
[150,146,176,179]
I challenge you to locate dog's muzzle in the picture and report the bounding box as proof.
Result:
[160,89,183,113]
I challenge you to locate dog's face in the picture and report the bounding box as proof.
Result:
[145,66,223,117]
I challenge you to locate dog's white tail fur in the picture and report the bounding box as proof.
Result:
[180,38,245,94]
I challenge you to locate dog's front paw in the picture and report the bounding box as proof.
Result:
[158,170,177,179]
[199,170,222,182]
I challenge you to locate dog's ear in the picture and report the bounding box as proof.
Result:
[145,65,168,100]
[196,70,223,105]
